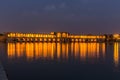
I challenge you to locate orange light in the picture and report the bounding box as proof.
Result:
[113,34,119,38]
[114,43,119,67]
[57,33,61,37]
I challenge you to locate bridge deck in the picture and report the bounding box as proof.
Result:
[0,63,8,80]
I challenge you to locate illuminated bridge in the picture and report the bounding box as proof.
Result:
[4,32,120,42]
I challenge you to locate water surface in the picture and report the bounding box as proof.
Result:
[0,42,120,80]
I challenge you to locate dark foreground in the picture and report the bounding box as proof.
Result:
[0,63,8,80]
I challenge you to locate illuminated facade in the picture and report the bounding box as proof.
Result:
[5,32,108,42]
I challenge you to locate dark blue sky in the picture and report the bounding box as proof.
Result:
[0,0,120,34]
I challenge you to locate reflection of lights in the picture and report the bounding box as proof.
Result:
[102,43,105,58]
[26,43,34,60]
[7,43,15,58]
[35,43,39,59]
[114,43,119,67]
[16,43,21,57]
[96,43,99,58]
[66,43,69,59]
[75,43,79,58]
[87,43,98,58]
[57,43,61,59]
[47,43,52,58]
[62,43,66,58]
[70,43,74,55]
[80,43,87,60]
[39,43,43,57]
[7,42,106,61]
[51,43,56,59]
[43,43,47,58]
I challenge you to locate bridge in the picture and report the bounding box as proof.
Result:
[4,32,113,42]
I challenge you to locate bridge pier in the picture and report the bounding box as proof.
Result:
[6,37,106,43]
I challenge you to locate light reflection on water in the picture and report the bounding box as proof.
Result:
[114,42,119,67]
[0,42,120,80]
[7,42,106,60]
[7,42,120,67]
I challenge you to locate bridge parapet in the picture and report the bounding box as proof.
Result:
[5,32,109,42]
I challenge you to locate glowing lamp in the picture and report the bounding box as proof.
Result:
[114,34,119,38]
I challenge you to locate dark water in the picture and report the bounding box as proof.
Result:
[0,42,120,80]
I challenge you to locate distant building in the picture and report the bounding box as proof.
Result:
[0,33,6,42]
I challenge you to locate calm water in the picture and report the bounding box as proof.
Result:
[0,42,120,80]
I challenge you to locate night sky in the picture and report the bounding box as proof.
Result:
[0,0,120,34]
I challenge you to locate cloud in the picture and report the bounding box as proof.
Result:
[44,5,56,11]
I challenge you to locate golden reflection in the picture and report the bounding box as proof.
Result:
[7,43,15,58]
[114,43,119,67]
[75,43,79,58]
[102,43,105,58]
[71,43,74,55]
[38,43,43,57]
[16,43,25,57]
[87,43,97,58]
[66,43,69,59]
[43,43,47,58]
[57,43,61,59]
[51,43,55,59]
[96,43,99,58]
[47,43,52,58]
[62,43,66,59]
[35,43,39,59]
[7,42,106,61]
[26,43,34,60]
[80,43,87,60]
